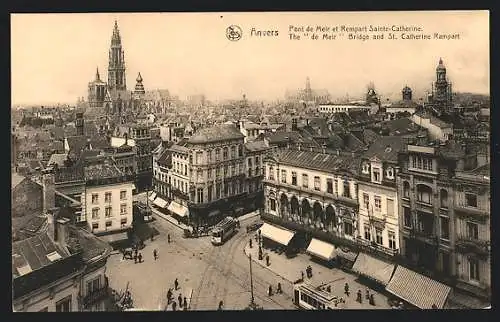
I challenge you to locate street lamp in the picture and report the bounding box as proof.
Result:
[246,254,263,310]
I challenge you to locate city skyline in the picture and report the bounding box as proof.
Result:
[11,11,489,106]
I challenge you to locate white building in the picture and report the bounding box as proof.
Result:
[83,159,134,243]
[357,137,406,257]
[412,111,452,142]
[318,104,376,115]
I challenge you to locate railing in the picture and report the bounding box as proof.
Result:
[455,236,490,255]
[83,277,109,307]
[413,230,438,244]
[355,237,399,257]
[454,203,489,218]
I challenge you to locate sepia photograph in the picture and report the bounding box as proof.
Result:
[10,11,490,311]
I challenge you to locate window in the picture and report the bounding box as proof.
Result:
[403,181,410,198]
[255,156,259,164]
[248,168,252,177]
[197,169,203,181]
[87,277,101,295]
[121,218,127,225]
[343,222,353,236]
[56,295,72,312]
[343,180,350,198]
[216,167,221,178]
[465,193,478,208]
[363,193,369,209]
[197,188,204,203]
[374,196,381,212]
[385,167,394,179]
[231,146,236,159]
[105,207,112,218]
[208,185,213,202]
[281,170,287,183]
[412,156,433,171]
[375,229,383,245]
[403,207,412,228]
[216,183,221,199]
[362,162,370,174]
[248,158,252,167]
[269,166,274,180]
[92,194,99,204]
[440,190,448,208]
[292,172,297,185]
[105,192,112,203]
[92,208,99,220]
[466,222,479,239]
[238,145,243,157]
[334,179,338,194]
[92,222,99,230]
[314,176,320,191]
[468,257,480,281]
[440,216,449,240]
[120,204,127,215]
[417,185,432,204]
[387,198,394,216]
[302,174,308,188]
[208,168,212,179]
[372,169,381,183]
[388,231,397,249]
[207,150,212,162]
[364,225,371,241]
[223,147,228,160]
[106,221,112,227]
[270,199,276,211]
[215,148,221,161]
[184,164,188,176]
[224,165,229,177]
[327,179,333,194]
[196,151,202,164]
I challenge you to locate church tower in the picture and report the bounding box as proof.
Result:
[432,58,453,111]
[304,77,313,102]
[108,20,127,91]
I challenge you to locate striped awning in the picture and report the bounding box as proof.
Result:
[148,191,157,201]
[351,253,396,286]
[167,201,189,217]
[153,197,168,208]
[386,266,452,309]
[259,223,295,246]
[306,238,336,261]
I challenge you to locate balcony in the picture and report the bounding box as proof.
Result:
[171,188,189,200]
[415,200,434,214]
[455,237,490,256]
[413,230,438,245]
[454,203,489,219]
[82,277,109,308]
[263,179,358,207]
[355,237,399,257]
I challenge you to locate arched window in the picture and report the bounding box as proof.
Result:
[416,184,433,204]
[403,181,410,198]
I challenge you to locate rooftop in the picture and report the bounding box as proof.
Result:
[84,161,124,181]
[188,124,244,144]
[12,172,26,190]
[47,153,68,167]
[67,226,113,262]
[272,149,359,174]
[363,136,406,163]
[12,232,70,279]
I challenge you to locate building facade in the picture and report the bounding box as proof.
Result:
[262,149,360,247]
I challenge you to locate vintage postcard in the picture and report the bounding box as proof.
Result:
[11,11,490,311]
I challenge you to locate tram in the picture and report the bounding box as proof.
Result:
[293,283,345,310]
[211,217,239,245]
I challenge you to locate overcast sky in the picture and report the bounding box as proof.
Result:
[11,11,489,105]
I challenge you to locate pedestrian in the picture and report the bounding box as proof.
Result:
[370,293,375,306]
[172,301,177,311]
[134,253,138,264]
[168,234,171,243]
[183,297,187,308]
[277,282,282,294]
[153,249,158,260]
[122,249,126,260]
[178,294,182,307]
[268,285,273,296]
[174,278,179,290]
[266,254,270,266]
[218,300,224,310]
[151,233,154,242]
[326,285,331,293]
[167,289,172,304]
[357,290,362,303]
[138,253,143,263]
[365,288,370,300]
[344,282,350,296]
[249,238,253,248]
[135,248,138,257]
[431,304,437,309]
[301,271,304,280]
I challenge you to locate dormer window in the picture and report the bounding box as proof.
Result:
[385,166,394,179]
[362,162,370,174]
[372,168,381,183]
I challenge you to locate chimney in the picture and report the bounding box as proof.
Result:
[42,168,55,214]
[55,217,70,247]
[336,149,340,156]
[322,144,327,154]
[292,119,298,131]
[297,143,301,151]
[46,209,55,241]
[124,132,128,145]
[309,146,313,152]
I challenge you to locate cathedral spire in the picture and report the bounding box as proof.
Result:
[111,20,121,46]
[134,72,145,95]
[95,67,101,81]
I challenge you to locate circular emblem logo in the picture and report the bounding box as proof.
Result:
[226,25,242,41]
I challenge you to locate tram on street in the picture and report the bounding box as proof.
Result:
[293,283,345,310]
[211,216,239,245]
